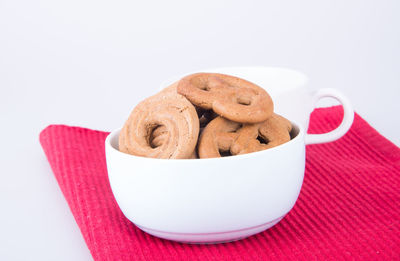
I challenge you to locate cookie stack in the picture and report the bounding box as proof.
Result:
[119,73,292,159]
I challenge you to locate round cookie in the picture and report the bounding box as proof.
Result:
[177,73,274,124]
[119,85,200,159]
[198,114,292,158]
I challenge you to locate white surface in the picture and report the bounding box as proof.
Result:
[0,0,399,260]
[106,125,304,242]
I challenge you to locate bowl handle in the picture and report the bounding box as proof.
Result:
[305,88,354,145]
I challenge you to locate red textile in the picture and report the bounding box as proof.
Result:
[40,106,400,260]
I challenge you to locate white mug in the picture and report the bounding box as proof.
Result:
[161,66,354,145]
[105,67,354,244]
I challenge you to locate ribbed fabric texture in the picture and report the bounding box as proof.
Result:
[39,106,400,261]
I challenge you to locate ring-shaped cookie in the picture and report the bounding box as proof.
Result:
[119,84,200,159]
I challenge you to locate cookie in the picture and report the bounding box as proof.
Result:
[198,114,292,158]
[119,84,199,159]
[177,73,274,123]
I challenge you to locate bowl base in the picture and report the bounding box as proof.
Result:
[136,216,283,244]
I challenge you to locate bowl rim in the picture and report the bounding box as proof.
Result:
[159,66,309,91]
[105,120,304,162]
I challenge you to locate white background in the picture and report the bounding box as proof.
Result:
[1,0,399,260]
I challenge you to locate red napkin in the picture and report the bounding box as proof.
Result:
[40,106,400,261]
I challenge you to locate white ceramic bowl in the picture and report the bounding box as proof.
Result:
[105,123,305,243]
